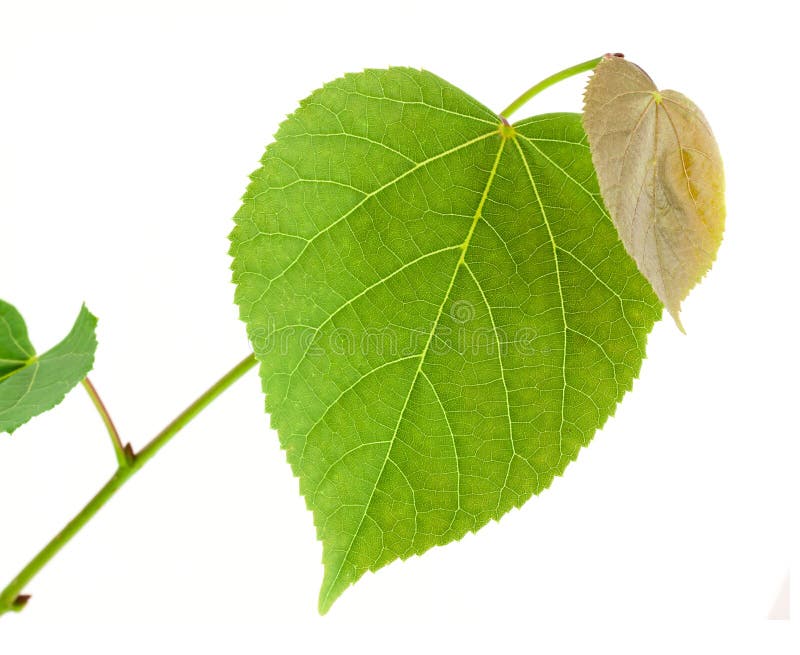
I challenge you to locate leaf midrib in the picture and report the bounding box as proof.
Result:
[320,135,509,609]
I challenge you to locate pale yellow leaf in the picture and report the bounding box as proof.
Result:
[582,56,725,330]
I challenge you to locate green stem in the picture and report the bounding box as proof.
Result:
[82,377,130,468]
[0,353,258,616]
[500,55,603,120]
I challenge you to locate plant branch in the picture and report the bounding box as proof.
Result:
[81,377,130,468]
[0,353,258,617]
[499,55,604,120]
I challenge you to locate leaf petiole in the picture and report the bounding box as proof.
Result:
[81,377,132,468]
[0,353,258,617]
[499,55,604,120]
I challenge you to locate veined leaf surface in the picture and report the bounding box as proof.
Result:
[582,56,725,329]
[230,68,661,612]
[0,301,97,434]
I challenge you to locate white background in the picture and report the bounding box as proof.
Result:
[0,0,797,652]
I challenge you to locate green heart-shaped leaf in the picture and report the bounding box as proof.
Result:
[230,68,661,612]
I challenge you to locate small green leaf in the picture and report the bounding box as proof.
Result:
[0,301,98,434]
[230,68,662,613]
[582,56,725,330]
